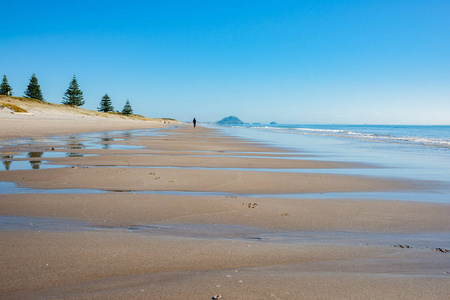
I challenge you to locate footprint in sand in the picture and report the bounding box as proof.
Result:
[243,202,258,208]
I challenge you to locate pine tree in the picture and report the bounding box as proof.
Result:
[98,94,114,112]
[0,75,13,96]
[122,99,133,115]
[24,73,44,101]
[62,75,84,106]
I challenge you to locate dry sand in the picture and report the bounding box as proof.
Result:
[0,96,177,140]
[1,106,450,299]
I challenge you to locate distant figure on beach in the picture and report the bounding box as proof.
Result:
[193,118,197,128]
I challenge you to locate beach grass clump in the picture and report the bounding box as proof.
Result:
[7,95,46,104]
[0,102,28,113]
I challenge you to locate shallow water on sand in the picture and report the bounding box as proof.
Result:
[0,127,449,203]
[1,181,448,203]
[216,126,450,200]
[0,216,90,231]
[1,216,449,253]
[0,129,156,171]
[0,128,450,203]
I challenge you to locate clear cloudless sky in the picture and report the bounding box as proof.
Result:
[1,0,449,124]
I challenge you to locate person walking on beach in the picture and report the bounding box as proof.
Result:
[193,118,197,128]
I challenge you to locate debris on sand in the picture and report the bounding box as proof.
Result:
[394,244,412,249]
[434,248,449,254]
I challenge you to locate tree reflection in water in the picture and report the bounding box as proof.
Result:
[100,134,113,150]
[2,155,13,171]
[28,152,43,170]
[66,136,85,157]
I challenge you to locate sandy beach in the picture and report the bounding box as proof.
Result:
[1,101,450,299]
[0,96,176,140]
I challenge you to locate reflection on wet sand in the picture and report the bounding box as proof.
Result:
[2,155,12,171]
[0,130,148,171]
[100,135,113,149]
[28,151,43,169]
[66,136,85,157]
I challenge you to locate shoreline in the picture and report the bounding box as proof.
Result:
[1,125,450,299]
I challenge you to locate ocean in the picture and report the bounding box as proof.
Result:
[211,124,450,203]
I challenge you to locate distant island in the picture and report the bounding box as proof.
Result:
[216,116,244,125]
[270,121,277,125]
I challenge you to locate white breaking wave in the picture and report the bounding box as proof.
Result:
[251,125,450,148]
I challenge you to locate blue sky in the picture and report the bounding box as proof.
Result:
[1,0,449,124]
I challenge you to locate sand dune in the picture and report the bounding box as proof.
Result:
[0,95,177,140]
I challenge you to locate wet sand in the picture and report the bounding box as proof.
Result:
[1,126,450,299]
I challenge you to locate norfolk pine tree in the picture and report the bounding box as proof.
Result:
[24,73,44,101]
[62,75,84,106]
[122,99,133,115]
[98,94,114,112]
[0,75,13,96]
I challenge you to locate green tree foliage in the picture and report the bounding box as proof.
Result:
[62,75,84,106]
[98,94,114,112]
[122,99,133,115]
[24,73,44,101]
[0,75,13,96]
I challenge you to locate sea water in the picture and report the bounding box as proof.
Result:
[211,124,450,202]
